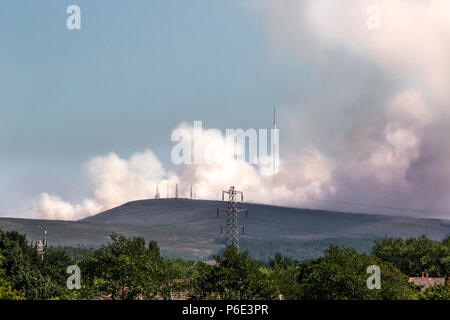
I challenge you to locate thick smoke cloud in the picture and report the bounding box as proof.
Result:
[33,123,334,220]
[33,151,179,220]
[245,0,450,217]
[34,0,450,219]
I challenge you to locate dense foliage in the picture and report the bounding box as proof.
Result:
[373,236,450,277]
[0,229,449,300]
[192,246,279,300]
[0,230,79,299]
[77,234,181,299]
[0,254,24,300]
[51,247,94,261]
[295,246,417,300]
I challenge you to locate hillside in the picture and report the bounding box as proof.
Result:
[0,198,449,260]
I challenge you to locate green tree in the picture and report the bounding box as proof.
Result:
[0,230,72,299]
[269,252,296,269]
[373,236,450,277]
[0,278,24,300]
[148,240,160,257]
[419,284,450,300]
[192,246,279,300]
[79,234,176,300]
[298,246,417,300]
[267,252,303,300]
[0,254,24,300]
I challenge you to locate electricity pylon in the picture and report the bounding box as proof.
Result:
[217,186,248,252]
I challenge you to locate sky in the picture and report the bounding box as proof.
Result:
[1,0,450,219]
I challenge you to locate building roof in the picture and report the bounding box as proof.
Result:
[408,276,445,291]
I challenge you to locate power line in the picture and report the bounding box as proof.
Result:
[239,187,450,217]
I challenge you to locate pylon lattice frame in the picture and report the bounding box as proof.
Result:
[217,186,248,252]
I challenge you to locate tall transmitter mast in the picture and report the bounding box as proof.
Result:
[272,106,278,177]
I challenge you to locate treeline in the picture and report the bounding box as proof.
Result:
[51,247,94,261]
[239,237,377,261]
[0,229,449,300]
[372,236,450,277]
[0,230,73,299]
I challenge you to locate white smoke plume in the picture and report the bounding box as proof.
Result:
[33,122,334,220]
[33,150,179,220]
[244,0,450,217]
[33,0,450,219]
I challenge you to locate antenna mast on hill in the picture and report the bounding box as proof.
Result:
[155,184,160,199]
[190,185,193,199]
[216,186,248,252]
[273,105,277,130]
[272,105,278,177]
[175,184,178,198]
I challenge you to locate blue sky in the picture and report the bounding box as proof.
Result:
[0,0,310,213]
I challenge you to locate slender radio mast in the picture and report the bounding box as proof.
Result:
[272,106,278,177]
[273,105,277,129]
[155,184,160,199]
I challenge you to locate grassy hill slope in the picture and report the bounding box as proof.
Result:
[0,198,448,260]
